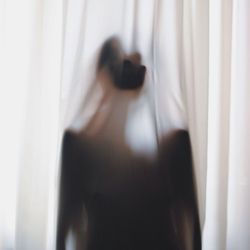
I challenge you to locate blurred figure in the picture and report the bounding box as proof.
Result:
[56,37,201,250]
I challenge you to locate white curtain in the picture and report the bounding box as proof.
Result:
[204,0,250,249]
[0,0,249,249]
[0,0,62,249]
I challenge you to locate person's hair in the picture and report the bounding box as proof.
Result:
[97,37,146,90]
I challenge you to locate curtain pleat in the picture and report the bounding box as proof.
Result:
[226,0,250,248]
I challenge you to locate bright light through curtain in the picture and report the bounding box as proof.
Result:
[0,0,249,250]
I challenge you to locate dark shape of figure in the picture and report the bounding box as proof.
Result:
[56,37,201,250]
[97,37,146,90]
[158,130,201,250]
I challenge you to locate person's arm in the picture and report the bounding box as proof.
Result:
[56,131,87,250]
[159,129,201,250]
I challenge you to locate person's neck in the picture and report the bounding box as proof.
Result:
[84,89,136,151]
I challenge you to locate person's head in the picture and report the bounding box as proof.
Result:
[97,37,146,92]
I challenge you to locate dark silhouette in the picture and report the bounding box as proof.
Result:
[56,37,201,250]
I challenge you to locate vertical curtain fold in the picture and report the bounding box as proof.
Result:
[203,0,232,249]
[226,0,250,249]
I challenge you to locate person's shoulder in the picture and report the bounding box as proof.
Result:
[61,130,95,173]
[63,129,90,146]
[158,129,194,199]
[63,129,78,145]
[168,129,190,143]
[159,129,191,155]
[62,129,91,156]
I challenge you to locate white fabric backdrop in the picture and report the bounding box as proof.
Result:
[0,0,249,249]
[0,0,62,249]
